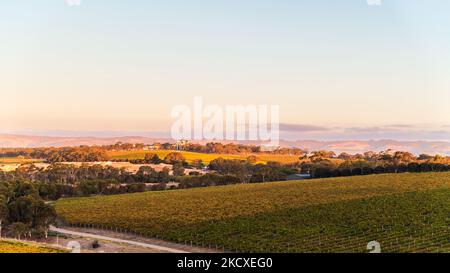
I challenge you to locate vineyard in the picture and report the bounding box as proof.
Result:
[0,240,67,253]
[106,150,303,164]
[56,172,450,253]
[166,189,449,253]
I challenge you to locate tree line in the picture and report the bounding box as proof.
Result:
[298,150,450,178]
[0,163,174,200]
[0,154,299,200]
[0,142,308,163]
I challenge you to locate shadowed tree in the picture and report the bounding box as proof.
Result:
[172,163,185,177]
[0,197,7,238]
[10,222,30,240]
[32,201,57,238]
[164,152,186,165]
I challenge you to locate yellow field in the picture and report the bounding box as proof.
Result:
[0,240,67,253]
[106,150,302,164]
[0,157,43,164]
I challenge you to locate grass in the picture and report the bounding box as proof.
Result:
[106,150,302,164]
[0,240,67,253]
[56,172,450,253]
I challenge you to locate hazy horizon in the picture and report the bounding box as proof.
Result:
[1,127,450,143]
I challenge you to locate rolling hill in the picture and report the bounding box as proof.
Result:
[56,172,450,253]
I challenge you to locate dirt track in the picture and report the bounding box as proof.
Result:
[50,226,221,253]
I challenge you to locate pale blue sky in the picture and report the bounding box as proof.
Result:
[1,0,449,140]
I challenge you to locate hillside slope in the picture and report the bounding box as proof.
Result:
[56,172,450,253]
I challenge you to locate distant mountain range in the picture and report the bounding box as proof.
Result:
[281,140,450,156]
[0,134,169,148]
[0,134,449,156]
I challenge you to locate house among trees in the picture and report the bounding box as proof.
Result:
[175,140,190,150]
[260,144,280,152]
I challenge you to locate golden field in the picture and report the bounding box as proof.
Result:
[0,240,67,253]
[106,149,303,164]
[0,157,43,164]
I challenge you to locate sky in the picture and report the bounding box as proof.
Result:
[1,0,449,141]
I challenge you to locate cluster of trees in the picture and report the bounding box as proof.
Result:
[297,150,450,179]
[0,142,308,163]
[42,147,108,163]
[172,142,307,155]
[173,159,297,189]
[124,153,164,165]
[0,143,148,159]
[100,142,146,151]
[176,174,242,189]
[308,150,448,164]
[0,180,56,239]
[209,158,296,183]
[0,148,34,158]
[0,145,134,163]
[35,180,147,200]
[0,155,301,199]
[0,164,177,199]
[0,146,109,163]
[306,161,450,178]
[121,152,203,176]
